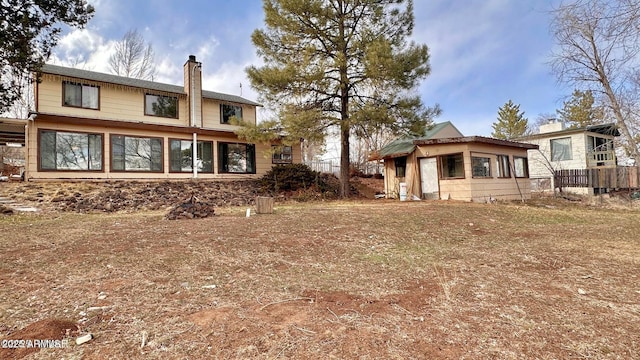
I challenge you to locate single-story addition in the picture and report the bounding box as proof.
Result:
[377,136,539,202]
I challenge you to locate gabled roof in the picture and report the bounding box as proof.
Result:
[40,64,261,107]
[376,121,463,159]
[518,122,620,140]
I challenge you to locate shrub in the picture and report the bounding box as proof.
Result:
[260,164,342,199]
[260,163,320,193]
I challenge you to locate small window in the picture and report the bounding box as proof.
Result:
[550,137,572,161]
[221,104,243,124]
[471,156,491,177]
[394,157,407,177]
[496,155,511,178]
[272,145,293,164]
[440,153,464,179]
[513,157,529,178]
[170,139,214,172]
[218,142,256,173]
[145,94,178,118]
[39,130,102,170]
[63,81,99,109]
[111,135,163,172]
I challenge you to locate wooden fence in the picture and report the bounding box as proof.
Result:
[554,167,640,189]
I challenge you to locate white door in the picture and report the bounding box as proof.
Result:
[420,157,439,200]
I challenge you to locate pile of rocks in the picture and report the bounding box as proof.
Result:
[9,180,262,213]
[165,195,216,220]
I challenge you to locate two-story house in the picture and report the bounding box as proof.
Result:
[520,120,619,194]
[24,55,299,181]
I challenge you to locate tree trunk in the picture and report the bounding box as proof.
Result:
[337,0,350,198]
[340,123,350,197]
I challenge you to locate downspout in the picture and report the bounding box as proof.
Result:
[191,61,201,178]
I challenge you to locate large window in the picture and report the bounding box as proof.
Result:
[471,156,491,177]
[550,137,572,161]
[218,143,255,173]
[513,157,529,178]
[272,145,293,164]
[440,153,464,179]
[111,135,162,172]
[63,81,99,109]
[39,130,102,171]
[221,104,243,124]
[170,139,213,173]
[145,94,178,118]
[394,156,407,177]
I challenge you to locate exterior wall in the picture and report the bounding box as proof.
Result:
[384,142,532,202]
[201,98,257,130]
[526,132,587,179]
[26,119,299,180]
[37,74,190,127]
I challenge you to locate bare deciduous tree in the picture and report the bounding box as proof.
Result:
[108,29,156,80]
[2,71,33,118]
[550,0,640,164]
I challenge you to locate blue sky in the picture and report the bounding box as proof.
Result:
[51,0,569,142]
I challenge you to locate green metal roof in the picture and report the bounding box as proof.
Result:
[40,64,262,107]
[377,121,461,159]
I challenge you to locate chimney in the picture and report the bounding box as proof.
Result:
[539,118,565,134]
[184,55,202,127]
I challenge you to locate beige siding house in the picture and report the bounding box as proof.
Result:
[377,124,538,202]
[519,121,619,194]
[25,56,300,181]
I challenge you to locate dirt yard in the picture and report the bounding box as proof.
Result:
[1,183,639,359]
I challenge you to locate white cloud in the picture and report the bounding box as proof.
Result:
[49,29,115,72]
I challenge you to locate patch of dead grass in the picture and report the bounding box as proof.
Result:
[1,199,639,358]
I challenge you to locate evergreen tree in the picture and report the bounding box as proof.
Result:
[244,0,440,197]
[491,100,528,140]
[0,0,94,114]
[556,89,604,128]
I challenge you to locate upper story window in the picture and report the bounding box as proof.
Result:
[63,81,99,109]
[587,135,613,152]
[272,145,293,164]
[221,104,242,124]
[145,94,178,118]
[550,137,572,161]
[440,153,464,179]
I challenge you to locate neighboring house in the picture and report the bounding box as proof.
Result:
[23,56,300,181]
[375,123,538,202]
[519,121,619,194]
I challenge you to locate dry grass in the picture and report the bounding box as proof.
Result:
[1,198,640,359]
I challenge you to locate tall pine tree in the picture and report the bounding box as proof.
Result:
[244,0,440,197]
[491,100,528,140]
[556,89,604,128]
